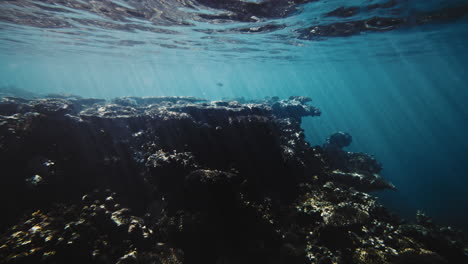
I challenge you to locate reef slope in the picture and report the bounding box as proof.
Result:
[0,96,466,264]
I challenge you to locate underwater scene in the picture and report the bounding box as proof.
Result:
[1,0,468,263]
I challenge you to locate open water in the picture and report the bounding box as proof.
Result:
[1,0,468,230]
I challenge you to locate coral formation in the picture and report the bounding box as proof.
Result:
[0,95,466,264]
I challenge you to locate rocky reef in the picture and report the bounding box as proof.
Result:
[0,95,466,264]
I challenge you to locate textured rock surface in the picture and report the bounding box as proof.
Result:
[0,95,466,264]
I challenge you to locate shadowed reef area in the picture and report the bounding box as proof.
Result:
[0,94,467,264]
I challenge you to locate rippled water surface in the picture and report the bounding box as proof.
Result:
[1,0,467,62]
[1,0,468,229]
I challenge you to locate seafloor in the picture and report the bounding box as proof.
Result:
[0,94,467,264]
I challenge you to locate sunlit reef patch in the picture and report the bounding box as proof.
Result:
[0,94,467,263]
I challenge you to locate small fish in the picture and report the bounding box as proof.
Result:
[216,82,224,87]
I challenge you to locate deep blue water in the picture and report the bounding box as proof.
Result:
[1,0,468,230]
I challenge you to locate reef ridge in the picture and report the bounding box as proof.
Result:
[0,95,466,264]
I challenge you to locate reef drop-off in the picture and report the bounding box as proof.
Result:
[0,95,466,264]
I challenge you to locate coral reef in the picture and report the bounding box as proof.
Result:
[0,95,466,264]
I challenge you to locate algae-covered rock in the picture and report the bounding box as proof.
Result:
[0,96,466,264]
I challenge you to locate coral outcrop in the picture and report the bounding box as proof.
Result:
[0,95,466,264]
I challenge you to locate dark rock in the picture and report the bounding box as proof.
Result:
[271,98,321,120]
[113,96,207,106]
[0,97,34,115]
[0,95,466,264]
[322,132,394,192]
[0,191,176,264]
[398,212,468,264]
[74,98,106,106]
[111,97,138,107]
[325,131,352,149]
[328,170,396,192]
[184,169,242,211]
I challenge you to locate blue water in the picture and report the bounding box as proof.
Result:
[1,0,468,230]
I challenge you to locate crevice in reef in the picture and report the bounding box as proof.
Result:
[0,94,466,264]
